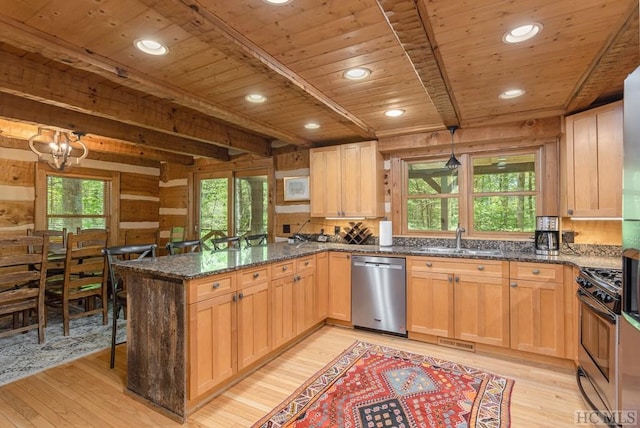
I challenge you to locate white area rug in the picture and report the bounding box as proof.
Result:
[0,308,126,386]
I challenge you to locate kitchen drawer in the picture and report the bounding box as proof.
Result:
[240,265,270,288]
[510,261,563,283]
[296,255,316,276]
[188,272,236,304]
[408,256,505,277]
[271,259,295,279]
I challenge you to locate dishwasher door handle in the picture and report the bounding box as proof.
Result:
[354,261,403,270]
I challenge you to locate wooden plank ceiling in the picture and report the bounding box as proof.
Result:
[0,0,636,163]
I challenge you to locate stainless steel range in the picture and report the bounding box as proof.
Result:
[576,266,622,422]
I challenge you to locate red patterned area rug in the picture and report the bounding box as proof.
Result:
[254,341,514,428]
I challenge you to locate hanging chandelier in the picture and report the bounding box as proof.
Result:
[444,125,461,170]
[28,128,88,171]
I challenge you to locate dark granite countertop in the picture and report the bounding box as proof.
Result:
[115,242,622,281]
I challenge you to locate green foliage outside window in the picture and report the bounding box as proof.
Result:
[47,176,106,231]
[406,161,459,231]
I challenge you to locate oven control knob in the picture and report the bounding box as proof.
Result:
[603,294,613,304]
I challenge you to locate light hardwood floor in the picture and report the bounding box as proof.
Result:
[0,325,593,427]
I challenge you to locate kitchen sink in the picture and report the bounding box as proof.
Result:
[415,247,503,256]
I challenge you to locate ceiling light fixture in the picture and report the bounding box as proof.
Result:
[444,126,461,170]
[245,94,267,103]
[343,67,371,80]
[384,109,405,117]
[499,88,526,99]
[263,0,292,4]
[134,39,169,56]
[29,128,88,171]
[304,122,320,130]
[502,23,542,44]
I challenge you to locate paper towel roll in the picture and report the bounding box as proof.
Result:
[379,221,393,246]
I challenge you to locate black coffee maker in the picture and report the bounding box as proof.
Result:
[535,216,559,256]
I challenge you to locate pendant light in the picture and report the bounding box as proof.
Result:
[445,125,461,170]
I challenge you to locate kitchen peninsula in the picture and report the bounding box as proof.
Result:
[115,242,619,422]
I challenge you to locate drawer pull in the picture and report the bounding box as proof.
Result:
[212,282,220,289]
[477,265,485,271]
[304,261,310,266]
[532,269,540,275]
[282,265,288,271]
[426,262,433,267]
[253,272,260,279]
[510,282,518,287]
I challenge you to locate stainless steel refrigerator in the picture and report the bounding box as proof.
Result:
[621,65,640,425]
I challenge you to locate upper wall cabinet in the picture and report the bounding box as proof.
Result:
[310,141,384,218]
[564,101,623,218]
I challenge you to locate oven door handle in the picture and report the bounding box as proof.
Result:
[577,289,616,324]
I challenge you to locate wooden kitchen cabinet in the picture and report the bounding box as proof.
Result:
[407,257,454,337]
[310,141,384,218]
[294,255,317,335]
[188,272,237,399]
[407,257,509,348]
[509,262,565,357]
[327,252,351,322]
[237,266,271,370]
[271,259,296,348]
[316,251,328,321]
[564,101,623,217]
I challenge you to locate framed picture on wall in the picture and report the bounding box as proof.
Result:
[283,176,310,201]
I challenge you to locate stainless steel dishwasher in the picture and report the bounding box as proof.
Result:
[351,255,406,336]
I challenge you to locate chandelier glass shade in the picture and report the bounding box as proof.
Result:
[28,128,88,171]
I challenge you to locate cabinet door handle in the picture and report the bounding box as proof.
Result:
[510,282,518,287]
[347,254,350,260]
[568,209,574,215]
[232,293,237,302]
[426,262,433,267]
[212,282,220,289]
[477,265,484,271]
[532,269,540,275]
[448,274,453,282]
[238,292,244,299]
[455,276,459,282]
[253,272,260,279]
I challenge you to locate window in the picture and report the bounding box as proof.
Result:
[400,150,539,236]
[196,169,269,240]
[46,175,108,231]
[405,160,459,232]
[472,153,537,233]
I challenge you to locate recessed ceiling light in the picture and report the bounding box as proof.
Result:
[245,94,267,103]
[304,122,320,130]
[343,67,371,80]
[499,89,526,99]
[384,109,405,117]
[134,39,169,56]
[263,0,292,4]
[502,23,542,44]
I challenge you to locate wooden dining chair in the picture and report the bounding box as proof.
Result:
[243,233,268,247]
[75,228,108,248]
[0,235,49,343]
[45,230,108,336]
[102,243,157,368]
[27,228,67,252]
[166,239,202,255]
[211,236,241,250]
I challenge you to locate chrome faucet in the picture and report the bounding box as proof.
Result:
[455,224,465,250]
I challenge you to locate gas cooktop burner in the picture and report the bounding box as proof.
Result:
[580,267,623,291]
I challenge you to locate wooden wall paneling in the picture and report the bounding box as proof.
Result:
[0,157,35,187]
[120,172,160,198]
[119,200,160,223]
[160,186,188,209]
[390,157,403,235]
[0,201,33,228]
[540,140,559,216]
[560,219,622,245]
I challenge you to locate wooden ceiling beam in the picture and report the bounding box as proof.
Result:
[0,48,270,157]
[0,13,310,147]
[0,134,163,168]
[378,117,561,153]
[0,118,194,165]
[377,0,459,127]
[0,92,230,161]
[137,0,376,140]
